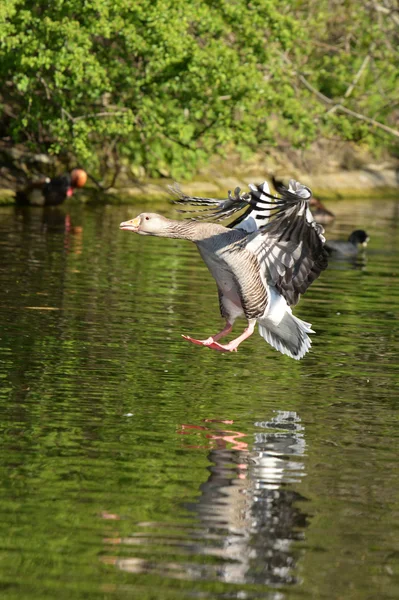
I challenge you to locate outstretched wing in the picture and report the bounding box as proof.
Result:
[246,180,328,306]
[168,182,290,229]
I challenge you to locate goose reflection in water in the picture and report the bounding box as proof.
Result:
[184,411,308,586]
[103,411,308,589]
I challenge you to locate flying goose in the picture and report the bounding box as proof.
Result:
[325,229,369,257]
[16,169,87,206]
[120,179,328,359]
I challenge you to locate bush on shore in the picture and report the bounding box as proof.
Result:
[1,0,398,181]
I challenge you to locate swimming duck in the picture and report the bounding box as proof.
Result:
[272,176,335,225]
[15,168,87,206]
[120,180,328,359]
[325,230,369,257]
[309,197,335,225]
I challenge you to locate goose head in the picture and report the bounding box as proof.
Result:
[120,213,173,236]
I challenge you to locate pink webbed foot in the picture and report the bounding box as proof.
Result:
[205,341,238,353]
[183,322,255,353]
[182,335,216,347]
[182,335,238,352]
[182,322,240,351]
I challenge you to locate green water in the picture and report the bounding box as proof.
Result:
[0,198,398,600]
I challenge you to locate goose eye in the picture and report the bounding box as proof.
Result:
[145,216,150,221]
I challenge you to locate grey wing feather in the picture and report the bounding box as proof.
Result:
[169,181,293,227]
[247,180,328,306]
[169,183,251,223]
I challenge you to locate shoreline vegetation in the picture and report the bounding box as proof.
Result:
[0,141,397,205]
[1,1,398,205]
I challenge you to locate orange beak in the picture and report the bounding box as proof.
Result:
[119,217,140,231]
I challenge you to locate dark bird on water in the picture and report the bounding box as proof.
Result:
[308,197,335,225]
[120,179,328,360]
[15,168,87,207]
[325,230,370,257]
[272,176,335,225]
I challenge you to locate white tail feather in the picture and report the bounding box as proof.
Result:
[258,312,314,360]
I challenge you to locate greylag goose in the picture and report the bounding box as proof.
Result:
[273,176,335,225]
[120,179,328,359]
[325,230,369,257]
[16,168,87,206]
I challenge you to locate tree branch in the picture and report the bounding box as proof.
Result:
[73,110,130,123]
[334,103,399,139]
[61,109,130,123]
[370,1,399,26]
[294,68,399,139]
[296,73,334,106]
[344,54,371,99]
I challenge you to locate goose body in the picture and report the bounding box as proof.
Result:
[120,180,328,359]
[16,169,87,207]
[325,229,369,257]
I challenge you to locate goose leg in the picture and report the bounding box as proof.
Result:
[182,322,233,347]
[207,321,256,353]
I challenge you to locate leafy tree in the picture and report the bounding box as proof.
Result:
[0,0,398,180]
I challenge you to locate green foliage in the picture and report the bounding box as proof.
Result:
[0,0,398,179]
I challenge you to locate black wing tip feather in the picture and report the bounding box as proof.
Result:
[168,183,221,207]
[168,177,316,225]
[272,176,313,200]
[254,178,327,306]
[168,181,253,223]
